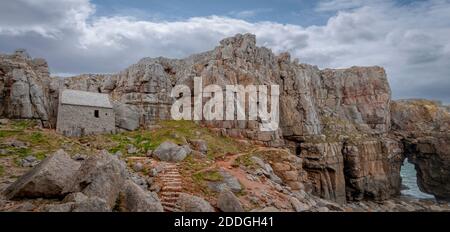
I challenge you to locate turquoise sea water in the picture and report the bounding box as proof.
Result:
[400,159,435,199]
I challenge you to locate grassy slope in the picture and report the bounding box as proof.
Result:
[0,120,253,198]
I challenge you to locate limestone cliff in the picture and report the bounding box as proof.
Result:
[0,49,57,128]
[1,34,448,202]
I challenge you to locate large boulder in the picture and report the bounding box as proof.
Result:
[217,189,244,212]
[176,193,215,212]
[3,150,80,199]
[63,150,128,209]
[153,141,191,162]
[188,139,208,154]
[118,180,163,212]
[114,102,140,131]
[207,169,242,193]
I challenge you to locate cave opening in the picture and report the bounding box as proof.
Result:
[400,158,434,199]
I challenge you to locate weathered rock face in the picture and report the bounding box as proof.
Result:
[256,148,307,191]
[391,100,450,201]
[299,142,346,203]
[0,50,57,127]
[342,138,403,201]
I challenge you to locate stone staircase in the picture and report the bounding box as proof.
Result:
[157,163,183,212]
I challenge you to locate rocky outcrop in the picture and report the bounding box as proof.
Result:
[391,99,450,201]
[3,150,80,199]
[0,49,57,127]
[2,149,164,212]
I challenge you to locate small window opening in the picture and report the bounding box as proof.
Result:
[94,110,99,118]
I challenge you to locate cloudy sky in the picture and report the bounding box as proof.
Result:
[0,0,449,103]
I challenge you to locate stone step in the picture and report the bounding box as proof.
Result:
[162,202,179,208]
[161,176,181,179]
[165,182,182,186]
[161,191,181,197]
[164,172,179,175]
[162,174,181,177]
[161,181,181,185]
[162,186,183,191]
[163,183,182,187]
[160,177,180,179]
[160,175,180,178]
[161,178,182,181]
[161,196,179,202]
[164,206,182,212]
[160,178,182,182]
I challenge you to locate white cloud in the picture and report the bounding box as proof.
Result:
[0,0,449,103]
[0,0,94,37]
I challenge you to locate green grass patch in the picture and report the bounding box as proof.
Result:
[34,151,47,160]
[106,120,245,158]
[233,154,256,169]
[10,147,32,158]
[11,120,35,130]
[181,156,210,173]
[193,170,223,182]
[0,130,23,139]
[191,169,224,196]
[27,132,46,144]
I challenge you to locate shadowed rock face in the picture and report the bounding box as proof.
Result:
[391,100,450,201]
[1,34,448,203]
